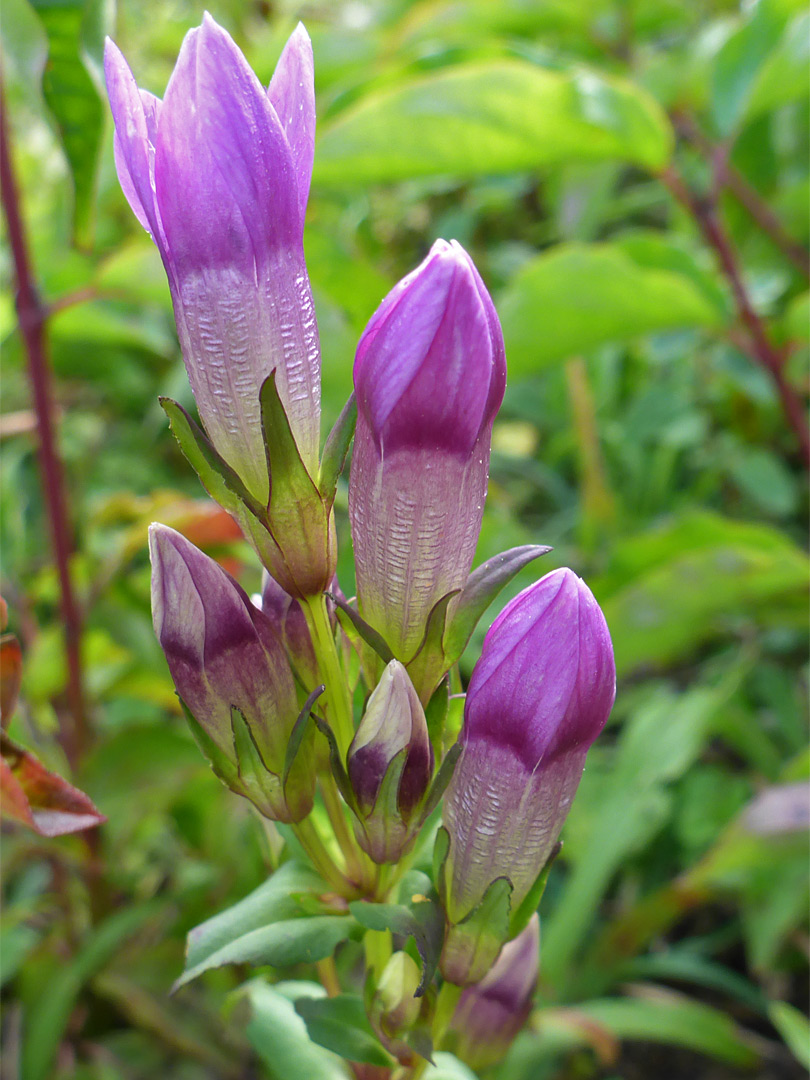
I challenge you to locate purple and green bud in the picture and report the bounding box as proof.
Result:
[440,568,615,983]
[149,524,315,822]
[260,571,318,690]
[347,661,433,863]
[349,240,506,666]
[450,915,539,1069]
[105,17,321,500]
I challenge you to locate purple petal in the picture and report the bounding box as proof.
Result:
[268,23,316,219]
[155,14,300,280]
[105,39,164,244]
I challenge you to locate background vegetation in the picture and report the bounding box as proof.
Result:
[1,0,808,1077]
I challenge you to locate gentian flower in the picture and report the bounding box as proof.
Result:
[450,915,539,1069]
[440,568,615,983]
[105,16,321,501]
[347,660,433,863]
[149,524,315,822]
[349,240,506,664]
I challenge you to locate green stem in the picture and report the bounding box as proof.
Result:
[320,772,375,889]
[302,594,355,757]
[291,816,346,893]
[431,980,462,1052]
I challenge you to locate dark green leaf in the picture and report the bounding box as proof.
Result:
[328,593,395,665]
[349,896,444,997]
[296,995,392,1067]
[244,981,346,1080]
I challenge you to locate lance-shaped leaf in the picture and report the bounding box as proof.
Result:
[295,995,393,1067]
[349,894,445,997]
[319,392,357,507]
[442,544,552,665]
[0,732,105,837]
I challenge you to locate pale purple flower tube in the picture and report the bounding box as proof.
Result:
[105,17,321,500]
[149,524,312,821]
[349,239,506,661]
[441,568,615,982]
[451,915,539,1069]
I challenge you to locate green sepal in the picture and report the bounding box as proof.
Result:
[442,876,513,986]
[231,706,285,816]
[433,827,450,897]
[424,678,450,759]
[319,392,357,507]
[177,695,239,789]
[369,745,408,820]
[328,592,395,664]
[508,840,561,939]
[415,743,462,829]
[159,397,267,522]
[442,544,552,664]
[405,590,460,701]
[260,371,322,514]
[312,714,359,814]
[349,893,445,997]
[283,685,325,789]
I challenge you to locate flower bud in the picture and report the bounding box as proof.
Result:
[149,524,314,821]
[374,951,423,1037]
[260,571,318,689]
[450,915,539,1069]
[347,661,433,862]
[440,569,615,983]
[106,17,321,499]
[349,240,506,665]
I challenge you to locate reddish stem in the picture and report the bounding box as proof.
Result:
[672,111,810,279]
[0,87,89,760]
[662,165,810,469]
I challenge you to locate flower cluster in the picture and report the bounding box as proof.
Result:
[107,16,615,1071]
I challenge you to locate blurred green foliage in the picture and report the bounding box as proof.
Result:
[1,0,808,1077]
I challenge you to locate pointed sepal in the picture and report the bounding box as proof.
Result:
[319,392,357,507]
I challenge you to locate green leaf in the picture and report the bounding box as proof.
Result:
[315,61,672,185]
[710,0,785,136]
[185,861,327,973]
[243,981,347,1080]
[29,0,113,246]
[768,1000,810,1069]
[499,242,727,375]
[596,512,810,676]
[175,915,356,990]
[296,995,393,1067]
[443,545,551,664]
[349,896,444,997]
[573,992,759,1067]
[319,393,357,507]
[22,904,158,1080]
[747,12,810,121]
[159,397,267,522]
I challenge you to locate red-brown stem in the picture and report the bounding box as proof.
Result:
[662,164,810,469]
[0,87,89,760]
[671,111,810,279]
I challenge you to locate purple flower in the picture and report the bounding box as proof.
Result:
[349,239,506,663]
[149,524,313,821]
[347,660,433,863]
[451,915,539,1069]
[440,568,615,983]
[105,17,321,500]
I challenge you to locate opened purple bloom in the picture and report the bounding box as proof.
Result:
[349,239,506,661]
[441,568,615,982]
[105,16,321,499]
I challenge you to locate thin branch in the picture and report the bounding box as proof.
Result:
[0,86,89,761]
[671,111,810,279]
[661,165,810,468]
